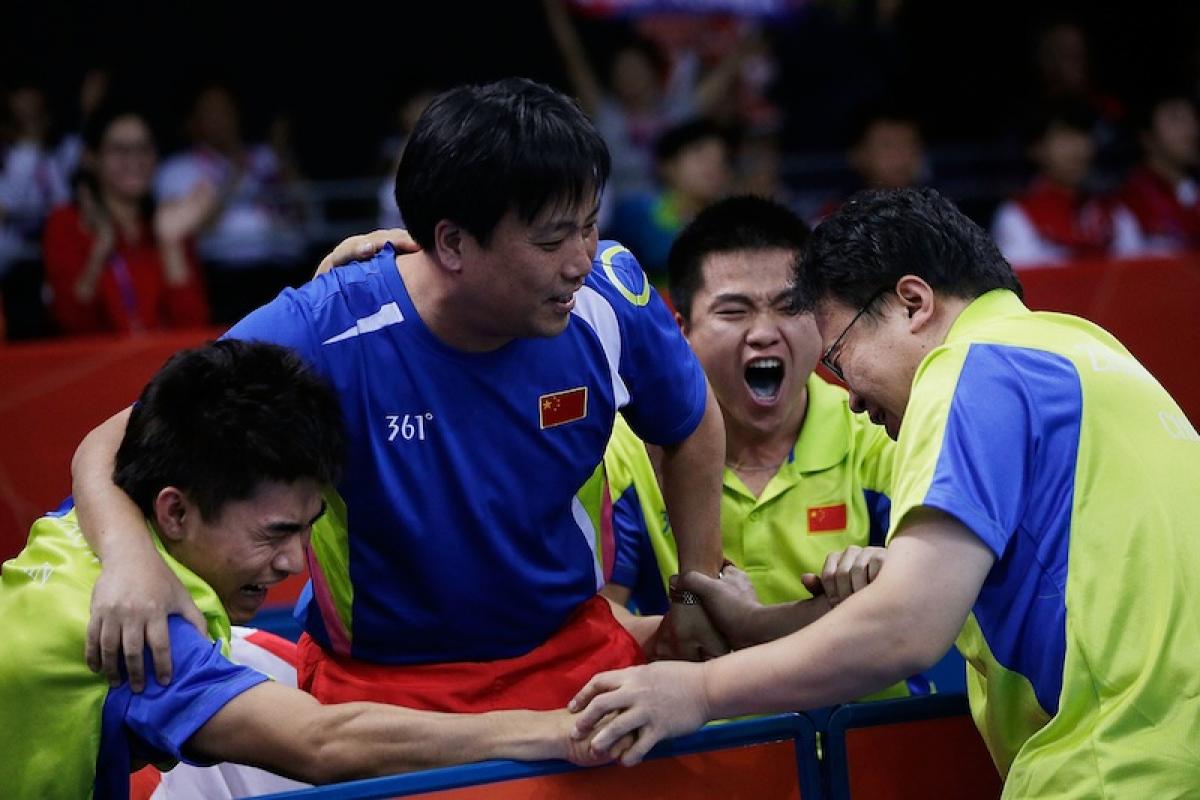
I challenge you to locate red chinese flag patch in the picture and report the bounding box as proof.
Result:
[807,503,847,534]
[539,387,588,429]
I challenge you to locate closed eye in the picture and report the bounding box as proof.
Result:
[775,300,801,316]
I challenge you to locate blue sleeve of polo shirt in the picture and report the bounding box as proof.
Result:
[863,489,892,547]
[107,616,270,766]
[921,344,1080,559]
[609,483,648,588]
[595,244,707,446]
[223,284,322,364]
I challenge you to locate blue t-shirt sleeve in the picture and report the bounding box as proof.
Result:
[596,244,707,446]
[920,346,1043,558]
[609,484,648,588]
[112,616,270,766]
[223,286,322,364]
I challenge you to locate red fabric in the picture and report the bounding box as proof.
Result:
[539,387,588,428]
[1120,165,1200,248]
[297,596,645,712]
[807,503,848,533]
[41,205,209,336]
[128,765,163,800]
[599,474,616,582]
[1016,178,1119,259]
[243,629,299,666]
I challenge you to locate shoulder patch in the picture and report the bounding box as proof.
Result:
[599,244,652,307]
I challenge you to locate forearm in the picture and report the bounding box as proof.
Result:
[84,235,110,275]
[308,705,559,783]
[158,240,190,287]
[738,596,833,648]
[72,408,152,560]
[660,389,725,576]
[702,584,934,718]
[540,0,601,113]
[696,513,996,715]
[693,46,747,114]
[201,691,563,785]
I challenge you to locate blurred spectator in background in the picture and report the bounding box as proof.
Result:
[376,89,436,230]
[55,68,111,184]
[850,109,925,191]
[156,84,308,323]
[42,104,212,335]
[1120,89,1200,255]
[733,127,799,211]
[542,0,751,209]
[992,102,1142,267]
[0,85,70,250]
[816,107,926,221]
[0,83,70,338]
[634,13,780,133]
[1031,20,1123,149]
[608,118,732,281]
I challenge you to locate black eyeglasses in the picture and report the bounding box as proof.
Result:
[820,288,888,382]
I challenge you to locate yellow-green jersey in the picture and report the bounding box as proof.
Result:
[599,376,922,698]
[717,374,894,606]
[888,289,1200,796]
[0,504,268,799]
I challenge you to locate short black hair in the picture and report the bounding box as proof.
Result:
[668,195,810,321]
[796,188,1022,314]
[654,118,726,165]
[114,340,345,523]
[394,77,610,250]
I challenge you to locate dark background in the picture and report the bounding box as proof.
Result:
[5,0,1199,176]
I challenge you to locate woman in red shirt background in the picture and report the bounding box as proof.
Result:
[42,104,214,335]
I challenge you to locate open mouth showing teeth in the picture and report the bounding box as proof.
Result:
[240,584,266,596]
[745,357,784,401]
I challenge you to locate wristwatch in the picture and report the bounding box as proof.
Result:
[668,584,701,605]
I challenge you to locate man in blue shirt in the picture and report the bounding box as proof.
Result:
[70,78,726,710]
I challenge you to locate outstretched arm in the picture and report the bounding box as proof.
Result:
[540,0,603,115]
[570,509,994,764]
[187,681,628,784]
[73,409,207,692]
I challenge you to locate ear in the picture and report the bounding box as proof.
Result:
[431,220,467,275]
[153,487,191,543]
[674,310,690,336]
[894,275,936,333]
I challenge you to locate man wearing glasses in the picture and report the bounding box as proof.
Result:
[595,196,922,702]
[570,188,1200,797]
